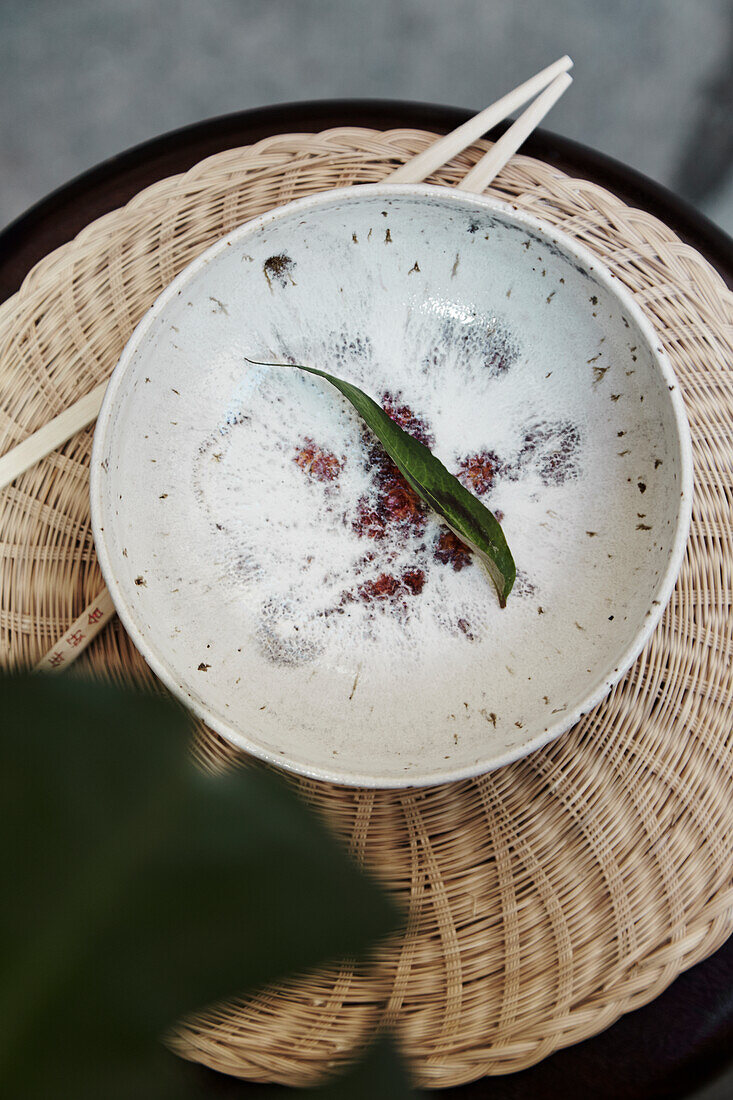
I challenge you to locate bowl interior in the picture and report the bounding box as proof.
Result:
[91,185,691,786]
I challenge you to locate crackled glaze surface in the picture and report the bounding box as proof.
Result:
[91,185,692,786]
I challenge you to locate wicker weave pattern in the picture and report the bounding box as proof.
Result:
[1,129,732,1090]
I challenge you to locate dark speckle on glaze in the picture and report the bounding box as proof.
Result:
[513,571,537,597]
[322,330,374,373]
[519,225,594,279]
[418,312,520,379]
[263,254,296,290]
[257,599,323,666]
[465,214,497,236]
[515,422,581,486]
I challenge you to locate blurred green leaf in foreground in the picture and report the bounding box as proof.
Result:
[0,673,409,1098]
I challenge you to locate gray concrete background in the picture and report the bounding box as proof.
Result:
[1,3,731,1097]
[1,0,733,237]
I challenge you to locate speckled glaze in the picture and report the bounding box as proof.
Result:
[90,185,693,787]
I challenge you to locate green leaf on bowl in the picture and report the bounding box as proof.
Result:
[246,359,516,606]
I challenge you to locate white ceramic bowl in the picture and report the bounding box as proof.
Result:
[91,184,692,787]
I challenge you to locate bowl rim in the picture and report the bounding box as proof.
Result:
[90,182,694,788]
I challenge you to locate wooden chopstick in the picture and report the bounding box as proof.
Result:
[455,72,573,193]
[388,55,572,184]
[0,381,107,494]
[22,59,573,669]
[34,587,116,672]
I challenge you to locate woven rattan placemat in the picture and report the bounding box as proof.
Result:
[1,128,732,1090]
